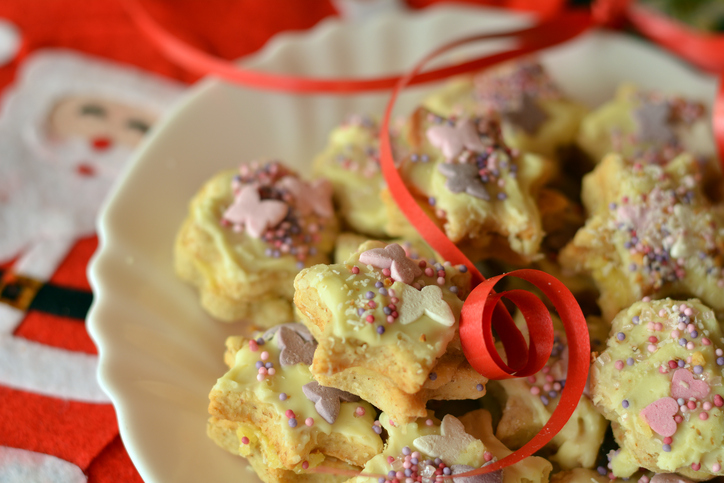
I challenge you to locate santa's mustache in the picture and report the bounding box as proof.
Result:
[24,130,134,180]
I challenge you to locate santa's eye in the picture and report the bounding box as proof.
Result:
[127,118,150,134]
[80,104,106,117]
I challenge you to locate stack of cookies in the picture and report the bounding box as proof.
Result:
[175,58,724,483]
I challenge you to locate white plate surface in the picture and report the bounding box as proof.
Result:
[87,5,717,483]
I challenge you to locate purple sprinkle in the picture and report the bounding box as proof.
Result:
[450,286,459,294]
[375,281,383,288]
[411,458,418,465]
[609,202,617,210]
[617,332,626,341]
[411,154,419,162]
[373,425,382,434]
[677,398,685,405]
[402,446,411,456]
[365,291,375,299]
[296,261,304,269]
[679,338,688,346]
[718,357,724,366]
[678,359,685,368]
[405,469,412,477]
[458,265,468,273]
[428,196,436,206]
[434,458,442,465]
[255,361,264,369]
[622,400,629,408]
[379,287,388,296]
[265,248,273,256]
[376,326,385,335]
[443,467,451,475]
[694,365,703,374]
[497,192,507,200]
[429,372,437,381]
[627,357,634,366]
[690,330,699,339]
[632,316,640,324]
[256,338,265,345]
[549,391,558,398]
[265,362,273,369]
[477,384,484,392]
[357,308,365,316]
[288,418,298,428]
[383,307,392,315]
[597,466,607,476]
[662,444,671,452]
[379,478,386,483]
[540,395,550,406]
[279,393,288,401]
[388,471,396,478]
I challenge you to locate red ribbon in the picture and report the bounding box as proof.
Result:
[121,0,724,478]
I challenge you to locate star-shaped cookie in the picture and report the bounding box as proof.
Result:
[385,108,552,264]
[560,153,724,321]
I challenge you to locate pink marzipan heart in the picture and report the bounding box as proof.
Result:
[640,397,678,437]
[670,368,710,400]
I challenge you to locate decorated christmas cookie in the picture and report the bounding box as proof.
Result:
[577,84,714,167]
[559,153,724,321]
[383,108,553,264]
[207,323,383,480]
[313,115,397,237]
[175,160,339,327]
[346,409,550,483]
[493,315,607,470]
[423,59,588,162]
[294,241,486,424]
[590,299,724,479]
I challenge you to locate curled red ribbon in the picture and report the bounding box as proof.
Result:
[122,0,724,478]
[375,25,589,476]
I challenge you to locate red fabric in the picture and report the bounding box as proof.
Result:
[86,436,145,483]
[14,311,97,354]
[48,236,97,292]
[0,386,119,470]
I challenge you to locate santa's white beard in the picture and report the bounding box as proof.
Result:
[0,135,133,263]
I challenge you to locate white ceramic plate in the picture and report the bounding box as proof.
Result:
[87,5,717,483]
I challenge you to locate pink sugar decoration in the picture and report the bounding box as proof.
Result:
[426,419,433,426]
[640,397,679,436]
[285,409,295,418]
[530,387,540,395]
[702,338,711,346]
[715,395,724,407]
[713,463,721,472]
[700,412,709,420]
[671,368,710,400]
[615,360,625,370]
[241,436,250,445]
[249,340,259,352]
[305,417,314,427]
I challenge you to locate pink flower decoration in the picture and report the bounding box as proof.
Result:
[358,243,422,284]
[222,184,288,238]
[426,118,487,162]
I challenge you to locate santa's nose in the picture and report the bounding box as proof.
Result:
[91,137,112,151]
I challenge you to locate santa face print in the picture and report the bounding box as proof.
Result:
[47,95,158,150]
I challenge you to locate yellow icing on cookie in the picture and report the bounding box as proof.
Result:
[590,298,724,479]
